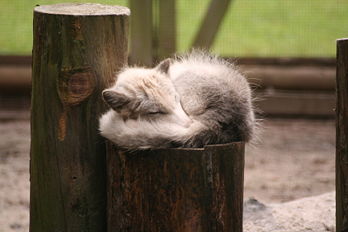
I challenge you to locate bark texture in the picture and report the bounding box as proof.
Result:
[30,4,129,232]
[107,142,245,232]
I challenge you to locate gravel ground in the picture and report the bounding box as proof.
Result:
[0,115,336,232]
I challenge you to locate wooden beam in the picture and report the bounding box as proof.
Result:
[242,65,335,91]
[256,90,335,117]
[0,56,31,65]
[30,4,129,231]
[336,38,348,232]
[0,55,336,66]
[157,0,176,59]
[0,64,335,93]
[0,66,31,93]
[129,0,153,66]
[227,57,336,67]
[192,0,233,49]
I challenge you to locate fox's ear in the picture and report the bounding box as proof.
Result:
[156,58,173,74]
[102,90,130,111]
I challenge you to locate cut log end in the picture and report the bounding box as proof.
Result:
[34,3,130,16]
[337,38,348,43]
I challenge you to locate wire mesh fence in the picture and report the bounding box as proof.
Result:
[178,0,348,57]
[0,0,347,57]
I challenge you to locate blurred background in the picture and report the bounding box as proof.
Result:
[1,0,345,115]
[0,0,345,231]
[1,0,346,56]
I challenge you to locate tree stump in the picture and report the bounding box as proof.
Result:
[107,142,245,232]
[336,38,348,232]
[30,4,129,231]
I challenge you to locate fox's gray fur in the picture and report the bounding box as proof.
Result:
[99,51,256,149]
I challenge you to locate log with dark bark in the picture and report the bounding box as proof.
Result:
[107,142,245,232]
[30,3,129,231]
[336,38,348,232]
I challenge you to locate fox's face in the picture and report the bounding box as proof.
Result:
[102,59,192,127]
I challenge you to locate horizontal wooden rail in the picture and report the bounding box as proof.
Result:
[0,56,336,117]
[0,62,335,92]
[256,90,335,117]
[0,55,32,65]
[0,66,31,93]
[0,55,336,66]
[226,57,336,67]
[242,65,335,91]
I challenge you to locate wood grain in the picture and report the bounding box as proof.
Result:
[30,3,129,231]
[107,142,245,232]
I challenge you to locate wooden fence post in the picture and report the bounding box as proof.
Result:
[336,38,348,232]
[192,0,233,49]
[107,142,245,232]
[30,4,129,231]
[157,0,176,59]
[129,0,153,66]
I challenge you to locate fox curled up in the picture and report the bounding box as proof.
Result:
[99,51,257,150]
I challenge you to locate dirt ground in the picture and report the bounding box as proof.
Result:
[245,118,335,203]
[0,113,335,231]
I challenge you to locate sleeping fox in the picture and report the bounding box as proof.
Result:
[99,51,256,150]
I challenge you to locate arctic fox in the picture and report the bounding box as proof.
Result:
[99,51,256,149]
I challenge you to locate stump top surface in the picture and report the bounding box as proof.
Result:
[337,38,348,43]
[34,3,130,16]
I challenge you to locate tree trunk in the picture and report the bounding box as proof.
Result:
[107,142,245,232]
[30,3,129,232]
[336,38,348,232]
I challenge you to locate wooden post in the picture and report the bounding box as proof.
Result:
[192,0,233,49]
[157,0,176,59]
[336,38,348,232]
[30,4,129,231]
[107,142,245,232]
[129,0,153,66]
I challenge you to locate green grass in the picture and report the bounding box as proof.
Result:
[212,0,348,57]
[0,0,128,55]
[1,0,348,57]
